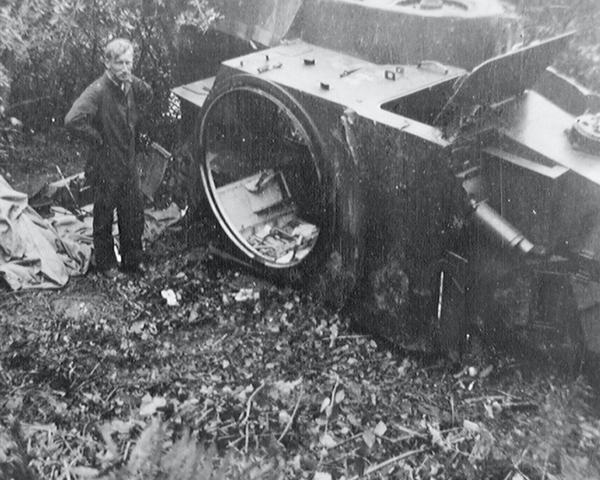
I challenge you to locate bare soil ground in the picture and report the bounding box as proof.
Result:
[1,131,600,480]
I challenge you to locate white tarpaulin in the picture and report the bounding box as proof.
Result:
[0,175,183,291]
[0,175,91,290]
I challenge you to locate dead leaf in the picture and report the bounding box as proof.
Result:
[140,395,167,416]
[428,424,448,450]
[463,419,480,433]
[314,472,332,480]
[278,410,291,425]
[468,426,494,462]
[374,421,387,437]
[347,413,361,428]
[320,434,337,449]
[70,466,100,478]
[362,429,376,449]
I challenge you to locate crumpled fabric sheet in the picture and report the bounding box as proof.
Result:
[0,175,91,290]
[0,174,183,291]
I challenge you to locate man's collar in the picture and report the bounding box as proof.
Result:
[106,71,132,94]
[106,70,121,87]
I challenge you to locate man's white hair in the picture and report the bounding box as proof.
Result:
[104,38,133,61]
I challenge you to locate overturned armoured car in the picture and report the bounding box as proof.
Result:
[176,14,600,366]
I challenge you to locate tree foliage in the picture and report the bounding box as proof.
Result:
[1,0,599,141]
[512,0,600,91]
[0,0,220,142]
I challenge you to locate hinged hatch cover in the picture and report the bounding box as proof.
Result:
[435,31,574,123]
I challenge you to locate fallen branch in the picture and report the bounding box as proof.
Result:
[324,375,340,433]
[464,395,511,404]
[394,425,427,439]
[278,386,304,443]
[240,382,265,425]
[347,448,424,480]
[501,402,539,413]
[240,383,267,454]
[244,421,250,453]
[71,360,103,393]
[378,431,426,445]
[327,433,362,449]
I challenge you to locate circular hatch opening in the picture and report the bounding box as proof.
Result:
[200,85,324,269]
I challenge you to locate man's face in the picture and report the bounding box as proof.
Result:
[106,48,133,83]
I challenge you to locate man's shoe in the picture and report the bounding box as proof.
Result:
[136,262,147,275]
[99,267,125,280]
[121,262,147,276]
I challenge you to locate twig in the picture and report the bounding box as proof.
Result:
[105,386,120,402]
[324,375,340,433]
[497,389,527,400]
[56,165,84,216]
[322,446,361,465]
[205,417,235,433]
[2,323,41,335]
[394,425,426,438]
[542,450,550,480]
[212,333,228,348]
[377,431,426,445]
[240,382,265,425]
[228,436,244,449]
[465,395,513,404]
[244,422,250,453]
[346,448,423,480]
[72,360,103,392]
[502,402,538,413]
[278,386,303,443]
[327,433,362,449]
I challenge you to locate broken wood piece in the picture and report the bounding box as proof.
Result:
[278,386,304,443]
[240,382,266,426]
[464,395,513,404]
[346,448,424,480]
[501,402,539,413]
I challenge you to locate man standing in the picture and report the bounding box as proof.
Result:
[65,38,153,279]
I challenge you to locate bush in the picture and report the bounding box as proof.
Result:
[1,0,599,143]
[511,0,600,91]
[0,0,220,144]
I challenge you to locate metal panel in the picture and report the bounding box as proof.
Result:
[213,0,303,47]
[172,77,216,108]
[500,90,600,186]
[294,0,514,70]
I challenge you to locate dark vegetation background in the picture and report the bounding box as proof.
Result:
[0,0,222,147]
[1,0,599,150]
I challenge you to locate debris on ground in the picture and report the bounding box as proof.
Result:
[1,129,600,480]
[0,169,183,291]
[1,217,599,479]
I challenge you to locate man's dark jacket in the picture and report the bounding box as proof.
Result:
[64,72,153,182]
[64,71,153,271]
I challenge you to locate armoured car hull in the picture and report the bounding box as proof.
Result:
[175,30,600,367]
[213,0,517,69]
